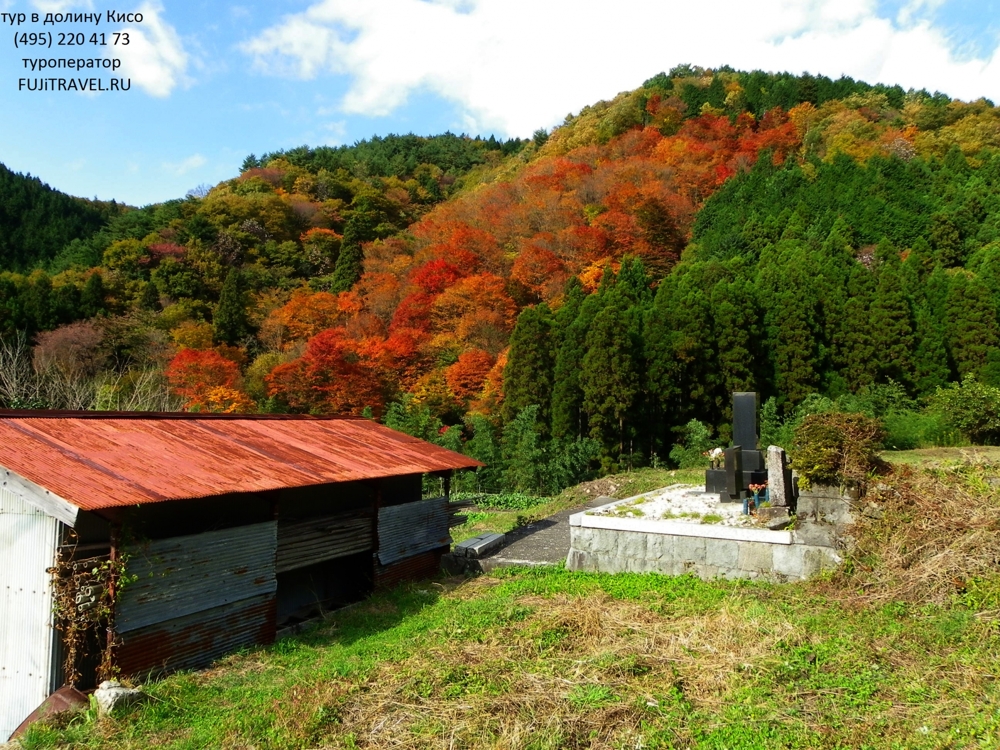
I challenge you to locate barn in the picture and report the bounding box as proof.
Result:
[0,411,481,740]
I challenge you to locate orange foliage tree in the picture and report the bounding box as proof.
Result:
[444,349,495,402]
[431,273,518,355]
[265,328,385,416]
[260,291,343,348]
[165,348,242,410]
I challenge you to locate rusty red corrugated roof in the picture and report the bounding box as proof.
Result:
[0,411,482,511]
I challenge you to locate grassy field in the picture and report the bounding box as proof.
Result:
[21,461,1000,749]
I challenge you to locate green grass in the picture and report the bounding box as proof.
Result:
[24,568,1000,749]
[882,445,1000,467]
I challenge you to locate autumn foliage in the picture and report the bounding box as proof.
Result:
[265,328,385,416]
[165,348,243,411]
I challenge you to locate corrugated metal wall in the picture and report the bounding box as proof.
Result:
[0,486,61,742]
[377,497,450,565]
[116,522,277,678]
[374,548,444,590]
[276,510,372,573]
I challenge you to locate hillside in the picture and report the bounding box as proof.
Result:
[3,66,1000,486]
[0,164,121,273]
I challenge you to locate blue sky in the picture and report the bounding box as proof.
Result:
[1,0,998,207]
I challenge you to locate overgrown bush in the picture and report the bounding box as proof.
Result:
[928,376,1000,444]
[668,419,715,468]
[792,412,886,487]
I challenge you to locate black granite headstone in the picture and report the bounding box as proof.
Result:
[733,391,763,471]
[733,392,758,452]
[724,445,743,500]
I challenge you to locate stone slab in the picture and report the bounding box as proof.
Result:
[453,532,506,559]
[577,510,793,544]
[766,445,793,507]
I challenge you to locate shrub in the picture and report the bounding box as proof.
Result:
[668,419,715,468]
[928,376,1000,444]
[792,412,886,487]
[451,492,547,511]
[882,410,961,450]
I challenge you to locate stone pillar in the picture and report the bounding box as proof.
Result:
[766,445,792,507]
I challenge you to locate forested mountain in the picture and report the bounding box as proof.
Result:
[0,164,119,272]
[4,66,1000,486]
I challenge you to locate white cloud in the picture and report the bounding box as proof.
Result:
[110,1,190,97]
[30,0,93,12]
[241,0,1000,137]
[164,153,206,176]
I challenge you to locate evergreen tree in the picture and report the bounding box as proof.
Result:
[80,272,106,317]
[840,265,877,392]
[550,278,587,440]
[710,275,759,435]
[462,414,503,492]
[581,296,641,468]
[51,283,81,325]
[22,272,55,333]
[502,405,547,493]
[946,270,1000,380]
[646,266,718,441]
[213,269,250,345]
[551,272,614,440]
[870,255,916,389]
[502,303,555,433]
[912,304,951,396]
[330,197,380,293]
[758,243,821,410]
[329,242,364,294]
[139,280,160,312]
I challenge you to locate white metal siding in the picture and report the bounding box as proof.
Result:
[0,486,60,741]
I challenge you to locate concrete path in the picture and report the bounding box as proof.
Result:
[477,495,613,571]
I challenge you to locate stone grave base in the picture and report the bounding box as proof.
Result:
[566,485,853,582]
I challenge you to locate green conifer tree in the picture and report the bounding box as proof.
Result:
[710,275,759,431]
[80,272,106,317]
[501,303,555,433]
[581,297,640,468]
[912,304,951,396]
[139,281,160,312]
[330,198,380,293]
[946,270,1000,380]
[551,278,587,440]
[213,269,250,345]
[871,255,916,389]
[840,265,877,392]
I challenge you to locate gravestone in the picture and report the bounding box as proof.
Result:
[706,391,767,501]
[766,445,793,507]
[733,391,762,471]
[724,445,744,500]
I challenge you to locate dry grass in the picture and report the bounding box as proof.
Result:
[329,587,795,749]
[827,461,1000,606]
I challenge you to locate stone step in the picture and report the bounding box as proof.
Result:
[453,532,506,559]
